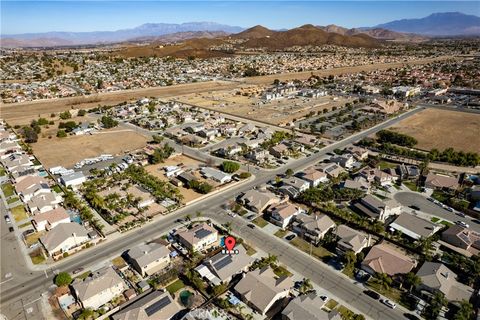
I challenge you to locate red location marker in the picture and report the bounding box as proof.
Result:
[225,236,236,251]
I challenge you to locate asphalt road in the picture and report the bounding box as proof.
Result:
[394,191,480,232]
[0,107,423,319]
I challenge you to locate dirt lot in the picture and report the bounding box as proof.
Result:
[177,88,351,126]
[0,56,452,124]
[390,108,480,153]
[145,155,204,203]
[32,129,148,169]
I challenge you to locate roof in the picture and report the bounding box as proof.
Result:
[362,242,416,276]
[204,245,254,282]
[61,171,86,183]
[442,225,480,252]
[269,202,298,219]
[128,243,170,269]
[283,176,308,190]
[336,225,368,253]
[32,207,70,225]
[416,262,473,302]
[40,222,89,251]
[73,267,125,303]
[301,168,327,182]
[389,213,440,239]
[201,167,231,181]
[241,190,279,212]
[27,192,59,210]
[176,223,217,247]
[234,267,293,313]
[295,213,335,234]
[425,173,459,189]
[113,290,181,320]
[361,194,385,211]
[282,293,341,320]
[14,175,46,194]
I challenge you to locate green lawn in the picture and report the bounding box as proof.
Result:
[11,205,28,222]
[440,220,453,227]
[337,305,355,319]
[0,167,6,176]
[378,161,397,170]
[75,270,92,280]
[1,183,15,197]
[52,185,63,194]
[403,181,419,192]
[366,280,402,304]
[31,255,46,264]
[166,279,185,295]
[274,229,288,238]
[18,221,32,228]
[7,196,19,204]
[431,217,440,223]
[252,217,269,228]
[431,190,449,203]
[290,237,333,260]
[242,243,257,256]
[272,265,292,277]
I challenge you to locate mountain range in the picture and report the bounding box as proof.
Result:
[1,12,479,48]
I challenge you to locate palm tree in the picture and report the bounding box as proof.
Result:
[299,278,313,294]
[454,300,474,320]
[374,272,392,290]
[403,272,421,292]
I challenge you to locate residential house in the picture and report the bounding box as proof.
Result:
[218,145,242,158]
[335,225,369,255]
[239,190,280,213]
[234,267,293,315]
[316,163,344,178]
[269,202,303,229]
[397,164,420,180]
[269,143,289,158]
[32,207,70,232]
[112,290,181,320]
[14,175,49,201]
[175,223,218,252]
[299,168,328,187]
[282,293,341,320]
[72,266,126,310]
[360,168,395,186]
[27,191,62,214]
[40,222,91,256]
[127,243,171,276]
[282,176,310,193]
[442,225,480,256]
[388,213,441,240]
[361,242,416,276]
[353,195,401,222]
[294,134,318,148]
[345,146,369,160]
[1,153,33,174]
[425,173,459,191]
[416,262,473,302]
[246,149,269,163]
[331,154,355,169]
[341,177,370,192]
[292,213,336,245]
[201,167,232,184]
[196,245,254,285]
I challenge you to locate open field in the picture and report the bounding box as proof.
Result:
[177,88,351,126]
[0,56,453,124]
[390,108,480,153]
[32,129,148,169]
[144,154,204,203]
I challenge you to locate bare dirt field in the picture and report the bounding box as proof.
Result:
[0,56,452,124]
[177,88,351,126]
[145,155,204,203]
[32,129,148,169]
[389,108,480,153]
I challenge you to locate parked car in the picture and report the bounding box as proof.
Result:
[455,221,469,228]
[319,295,328,302]
[409,205,420,211]
[285,234,296,241]
[364,290,380,300]
[73,267,85,274]
[381,298,397,309]
[9,226,14,233]
[455,211,466,218]
[4,216,11,224]
[404,313,421,320]
[247,224,256,229]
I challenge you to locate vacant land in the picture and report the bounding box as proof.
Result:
[32,129,148,168]
[390,108,480,153]
[144,154,204,203]
[0,56,452,124]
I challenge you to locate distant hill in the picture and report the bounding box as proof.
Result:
[240,24,379,49]
[374,12,480,36]
[0,22,243,47]
[0,37,74,48]
[129,31,228,43]
[232,25,276,39]
[319,24,427,42]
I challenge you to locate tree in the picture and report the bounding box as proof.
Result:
[78,308,94,320]
[374,272,392,290]
[299,278,313,294]
[221,161,240,173]
[56,130,67,138]
[22,126,38,143]
[152,134,164,144]
[423,291,446,320]
[343,251,357,271]
[59,111,72,120]
[55,272,72,287]
[454,300,474,320]
[77,109,87,116]
[285,168,294,178]
[100,115,118,128]
[404,272,421,292]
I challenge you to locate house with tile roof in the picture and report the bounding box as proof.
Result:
[361,242,416,276]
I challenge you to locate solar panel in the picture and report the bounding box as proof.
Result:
[145,296,171,317]
[195,228,212,239]
[213,255,233,270]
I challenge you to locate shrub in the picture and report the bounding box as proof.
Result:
[54,272,72,287]
[221,161,240,173]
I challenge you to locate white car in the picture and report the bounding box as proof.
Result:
[455,221,469,228]
[381,299,397,309]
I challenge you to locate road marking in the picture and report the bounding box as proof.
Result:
[23,296,42,306]
[44,270,48,279]
[0,277,14,285]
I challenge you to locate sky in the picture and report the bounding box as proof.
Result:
[2,1,479,34]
